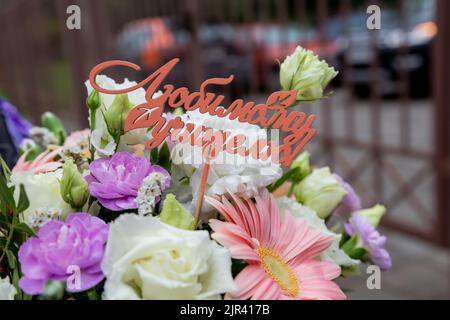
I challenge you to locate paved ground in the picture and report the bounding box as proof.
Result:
[340,228,449,299]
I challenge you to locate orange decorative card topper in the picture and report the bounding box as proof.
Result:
[89,58,316,166]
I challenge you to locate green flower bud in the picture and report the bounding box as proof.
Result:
[160,194,195,230]
[86,89,101,112]
[358,204,386,228]
[41,112,67,145]
[290,151,311,182]
[60,160,89,209]
[38,280,65,300]
[280,46,338,101]
[173,107,184,117]
[294,167,347,219]
[103,94,133,138]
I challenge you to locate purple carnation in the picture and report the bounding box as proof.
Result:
[18,213,108,295]
[85,152,170,211]
[345,213,392,271]
[0,98,32,148]
[333,173,361,217]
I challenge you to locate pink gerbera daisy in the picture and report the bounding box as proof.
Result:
[206,189,346,300]
[12,147,63,174]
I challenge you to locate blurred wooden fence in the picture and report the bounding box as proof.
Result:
[0,0,449,247]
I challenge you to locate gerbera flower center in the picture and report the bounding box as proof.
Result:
[257,247,298,297]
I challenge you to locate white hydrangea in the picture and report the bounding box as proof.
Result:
[136,172,169,216]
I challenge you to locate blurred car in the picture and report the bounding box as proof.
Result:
[378,3,437,97]
[116,19,252,97]
[328,0,436,98]
[116,19,341,96]
[116,18,177,70]
[233,23,340,92]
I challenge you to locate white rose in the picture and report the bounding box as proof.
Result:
[169,110,282,215]
[10,170,72,229]
[277,196,359,267]
[0,277,16,300]
[101,214,236,300]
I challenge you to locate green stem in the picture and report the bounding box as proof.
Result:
[114,135,121,153]
[0,210,18,262]
[287,182,296,198]
[89,111,96,162]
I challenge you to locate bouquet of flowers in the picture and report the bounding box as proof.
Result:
[0,47,391,300]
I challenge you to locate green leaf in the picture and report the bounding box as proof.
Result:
[158,142,171,172]
[0,156,11,180]
[339,232,351,247]
[12,265,21,300]
[5,249,16,269]
[24,145,44,162]
[341,235,358,255]
[0,174,15,211]
[15,222,36,237]
[160,194,195,230]
[0,210,9,225]
[22,293,33,300]
[267,167,300,192]
[87,289,100,300]
[349,247,367,260]
[16,184,29,214]
[231,259,248,278]
[150,147,159,164]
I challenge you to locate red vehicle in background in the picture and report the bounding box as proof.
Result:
[116,19,341,95]
[232,23,340,91]
[116,18,176,70]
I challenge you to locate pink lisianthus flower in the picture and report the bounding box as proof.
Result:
[85,152,170,211]
[18,213,108,295]
[207,189,346,300]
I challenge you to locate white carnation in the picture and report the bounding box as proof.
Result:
[169,110,282,216]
